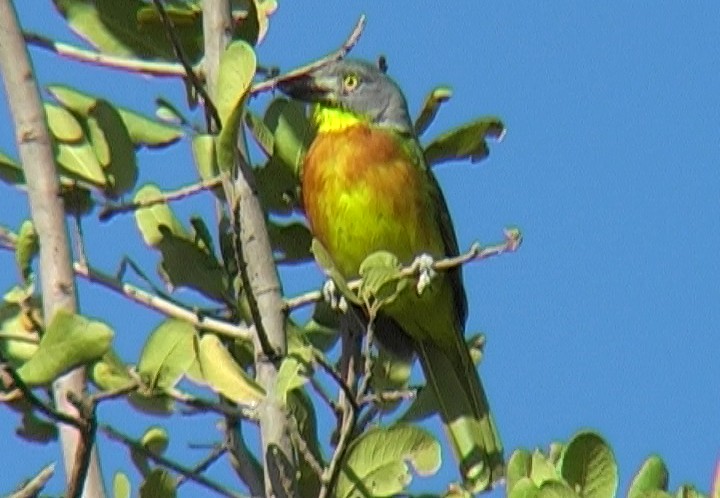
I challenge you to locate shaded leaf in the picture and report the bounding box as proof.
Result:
[276,337,314,402]
[287,388,323,497]
[424,117,505,166]
[336,424,441,498]
[0,151,24,185]
[268,220,312,263]
[195,334,265,406]
[359,251,407,312]
[255,156,301,215]
[48,85,182,148]
[510,478,540,498]
[216,41,256,171]
[537,480,581,498]
[245,110,274,156]
[297,301,340,351]
[414,86,453,137]
[18,310,113,386]
[629,455,669,498]
[15,220,38,281]
[88,100,138,197]
[137,319,196,392]
[53,0,202,62]
[676,485,705,498]
[264,97,313,177]
[139,468,176,498]
[560,431,618,498]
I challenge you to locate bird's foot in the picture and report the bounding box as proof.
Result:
[322,279,348,313]
[412,253,437,294]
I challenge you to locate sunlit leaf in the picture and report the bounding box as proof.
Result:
[414,86,453,137]
[423,117,505,166]
[134,184,188,244]
[559,431,618,498]
[628,455,669,498]
[0,298,39,366]
[336,424,441,498]
[510,477,540,498]
[137,319,197,392]
[113,472,131,498]
[90,350,134,391]
[195,334,265,406]
[276,337,314,402]
[530,449,559,486]
[17,310,113,386]
[216,41,256,171]
[141,426,169,456]
[48,85,182,148]
[44,102,83,142]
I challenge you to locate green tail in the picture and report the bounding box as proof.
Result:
[416,336,504,491]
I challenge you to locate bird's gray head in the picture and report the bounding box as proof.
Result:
[278,58,413,133]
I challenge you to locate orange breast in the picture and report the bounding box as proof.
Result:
[301,124,444,277]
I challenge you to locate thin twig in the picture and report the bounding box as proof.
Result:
[150,0,221,131]
[318,388,356,498]
[101,425,249,498]
[355,315,376,403]
[288,415,324,479]
[0,225,17,249]
[168,389,257,420]
[177,444,228,487]
[250,14,367,96]
[8,463,55,498]
[284,229,523,310]
[99,176,224,221]
[0,355,84,430]
[66,396,96,498]
[24,32,188,77]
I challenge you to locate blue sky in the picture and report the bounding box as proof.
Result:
[1,2,719,496]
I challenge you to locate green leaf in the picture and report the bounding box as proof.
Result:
[510,478,540,498]
[245,110,274,156]
[44,102,83,142]
[0,298,39,366]
[155,98,187,126]
[90,350,134,391]
[137,319,197,392]
[47,85,182,148]
[191,134,219,184]
[559,431,618,498]
[508,449,533,493]
[370,345,413,412]
[195,334,265,406]
[16,410,59,444]
[134,185,228,302]
[139,468,176,498]
[287,388,323,497]
[336,424,441,498]
[87,100,138,197]
[268,221,312,263]
[113,472,131,498]
[53,0,203,62]
[15,220,38,281]
[264,97,313,177]
[255,156,301,215]
[423,117,505,166]
[0,151,24,185]
[276,337,314,402]
[17,310,113,386]
[628,455,669,498]
[216,41,256,171]
[537,480,581,498]
[530,449,560,487]
[45,103,107,186]
[310,239,361,307]
[676,485,705,498]
[414,86,453,137]
[141,426,169,455]
[359,251,407,312]
[297,302,340,351]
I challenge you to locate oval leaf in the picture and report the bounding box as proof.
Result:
[44,102,83,142]
[560,431,618,498]
[537,480,581,498]
[137,319,197,392]
[336,424,441,498]
[629,455,669,498]
[508,449,533,493]
[18,310,113,386]
[141,426,169,455]
[424,117,505,167]
[139,468,176,498]
[15,220,38,281]
[113,471,131,498]
[414,86,453,137]
[196,334,265,407]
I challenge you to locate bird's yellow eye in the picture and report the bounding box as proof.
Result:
[342,73,359,92]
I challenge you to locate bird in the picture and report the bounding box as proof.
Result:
[279,58,504,491]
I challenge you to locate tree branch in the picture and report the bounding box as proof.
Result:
[8,463,55,498]
[0,3,105,495]
[284,228,523,310]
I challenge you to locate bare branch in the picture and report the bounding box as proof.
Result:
[23,32,188,77]
[250,15,367,96]
[177,444,227,487]
[98,176,224,221]
[101,425,249,498]
[8,463,55,498]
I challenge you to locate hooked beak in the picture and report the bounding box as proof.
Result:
[277,72,337,103]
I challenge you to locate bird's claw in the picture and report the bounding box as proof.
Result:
[322,279,348,312]
[413,253,436,294]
